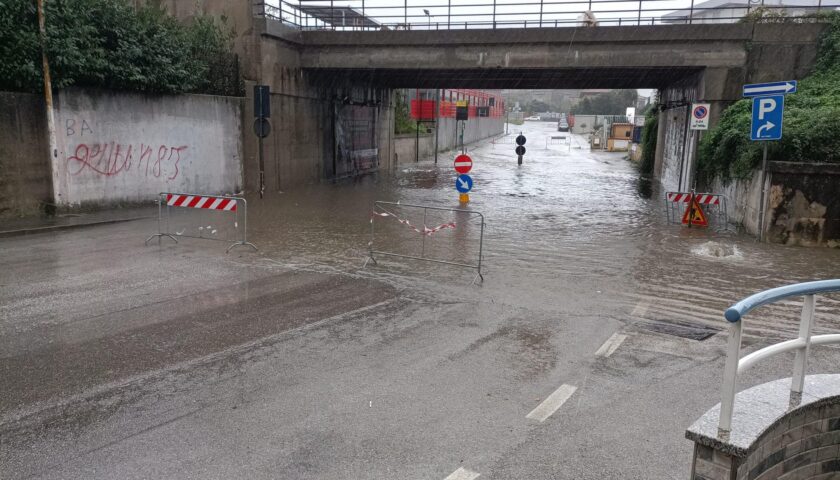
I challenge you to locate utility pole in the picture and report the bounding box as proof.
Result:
[37,0,60,210]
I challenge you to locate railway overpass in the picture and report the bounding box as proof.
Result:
[195,0,828,191]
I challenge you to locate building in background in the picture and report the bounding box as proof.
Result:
[661,0,831,23]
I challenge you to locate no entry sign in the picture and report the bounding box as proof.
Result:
[454,154,473,174]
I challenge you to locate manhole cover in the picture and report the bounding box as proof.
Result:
[635,319,721,341]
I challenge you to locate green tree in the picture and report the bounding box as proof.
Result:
[572,90,638,115]
[696,12,840,185]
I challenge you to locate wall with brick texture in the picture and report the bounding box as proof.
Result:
[691,399,840,480]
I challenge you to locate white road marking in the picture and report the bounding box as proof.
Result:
[526,384,577,422]
[444,467,480,480]
[594,333,627,358]
[631,301,649,317]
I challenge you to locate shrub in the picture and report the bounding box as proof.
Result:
[697,12,840,185]
[0,0,242,95]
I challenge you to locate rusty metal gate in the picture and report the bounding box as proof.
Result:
[333,103,379,179]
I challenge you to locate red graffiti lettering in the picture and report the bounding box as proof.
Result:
[67,142,188,180]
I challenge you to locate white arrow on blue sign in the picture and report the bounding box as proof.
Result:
[742,80,797,97]
[751,95,784,141]
[455,174,473,193]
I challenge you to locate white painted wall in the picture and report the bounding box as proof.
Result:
[53,88,242,206]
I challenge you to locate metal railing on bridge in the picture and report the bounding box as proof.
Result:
[718,280,840,434]
[256,0,839,31]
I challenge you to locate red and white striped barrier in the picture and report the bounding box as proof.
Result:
[146,192,256,253]
[667,192,721,205]
[166,193,237,211]
[371,211,456,236]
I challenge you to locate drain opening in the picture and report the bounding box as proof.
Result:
[635,319,721,341]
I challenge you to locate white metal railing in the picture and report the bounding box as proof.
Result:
[718,279,840,433]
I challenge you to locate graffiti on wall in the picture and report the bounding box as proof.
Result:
[63,118,188,180]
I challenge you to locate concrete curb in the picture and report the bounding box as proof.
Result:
[0,216,153,239]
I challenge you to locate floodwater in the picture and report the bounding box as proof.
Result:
[245,121,840,341]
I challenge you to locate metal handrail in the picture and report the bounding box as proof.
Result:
[256,0,838,30]
[718,280,840,433]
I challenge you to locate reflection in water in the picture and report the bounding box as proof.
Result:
[244,122,840,341]
[636,175,653,199]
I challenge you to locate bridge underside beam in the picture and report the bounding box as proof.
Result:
[303,67,702,90]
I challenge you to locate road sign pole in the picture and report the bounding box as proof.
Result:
[258,132,265,198]
[758,144,769,242]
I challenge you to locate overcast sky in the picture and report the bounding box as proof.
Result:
[270,0,702,27]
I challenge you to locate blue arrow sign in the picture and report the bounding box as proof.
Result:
[751,95,784,141]
[455,174,473,193]
[743,80,797,97]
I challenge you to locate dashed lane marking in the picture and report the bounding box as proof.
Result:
[526,384,577,422]
[594,333,627,358]
[444,467,480,480]
[630,301,649,317]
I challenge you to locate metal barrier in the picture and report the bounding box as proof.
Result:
[365,201,485,283]
[546,135,571,151]
[256,0,840,30]
[145,192,258,253]
[718,280,840,433]
[664,191,728,227]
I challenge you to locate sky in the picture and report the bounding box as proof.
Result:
[269,0,707,28]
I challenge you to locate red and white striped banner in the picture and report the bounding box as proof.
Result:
[371,211,456,236]
[166,194,237,211]
[666,192,721,205]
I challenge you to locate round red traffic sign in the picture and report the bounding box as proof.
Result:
[454,154,472,174]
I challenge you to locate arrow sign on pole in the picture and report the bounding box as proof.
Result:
[743,81,797,97]
[455,174,473,193]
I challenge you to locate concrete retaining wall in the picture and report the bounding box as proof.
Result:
[394,133,434,165]
[52,88,243,206]
[392,118,504,165]
[437,117,505,155]
[0,92,51,217]
[711,169,764,236]
[766,162,840,247]
[709,163,840,246]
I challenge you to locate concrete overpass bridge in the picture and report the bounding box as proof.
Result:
[196,0,827,191]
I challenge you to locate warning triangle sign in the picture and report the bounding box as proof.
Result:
[682,198,709,227]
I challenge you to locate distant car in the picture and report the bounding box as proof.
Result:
[525,116,541,121]
[558,121,569,132]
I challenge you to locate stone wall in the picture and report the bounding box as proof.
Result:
[766,162,840,247]
[692,400,840,480]
[708,162,840,246]
[687,375,840,480]
[0,92,51,217]
[52,88,243,207]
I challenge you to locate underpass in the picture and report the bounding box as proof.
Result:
[3,122,840,479]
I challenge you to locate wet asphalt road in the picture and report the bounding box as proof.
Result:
[2,123,840,479]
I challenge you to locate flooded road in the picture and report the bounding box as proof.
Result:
[246,121,840,341]
[2,121,840,479]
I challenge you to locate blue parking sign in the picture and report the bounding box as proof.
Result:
[751,95,784,141]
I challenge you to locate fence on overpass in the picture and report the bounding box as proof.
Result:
[256,0,839,30]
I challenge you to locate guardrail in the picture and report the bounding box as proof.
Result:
[256,0,839,31]
[718,279,840,433]
[664,191,728,227]
[145,192,258,253]
[365,201,485,283]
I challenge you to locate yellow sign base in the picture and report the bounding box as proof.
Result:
[459,193,470,203]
